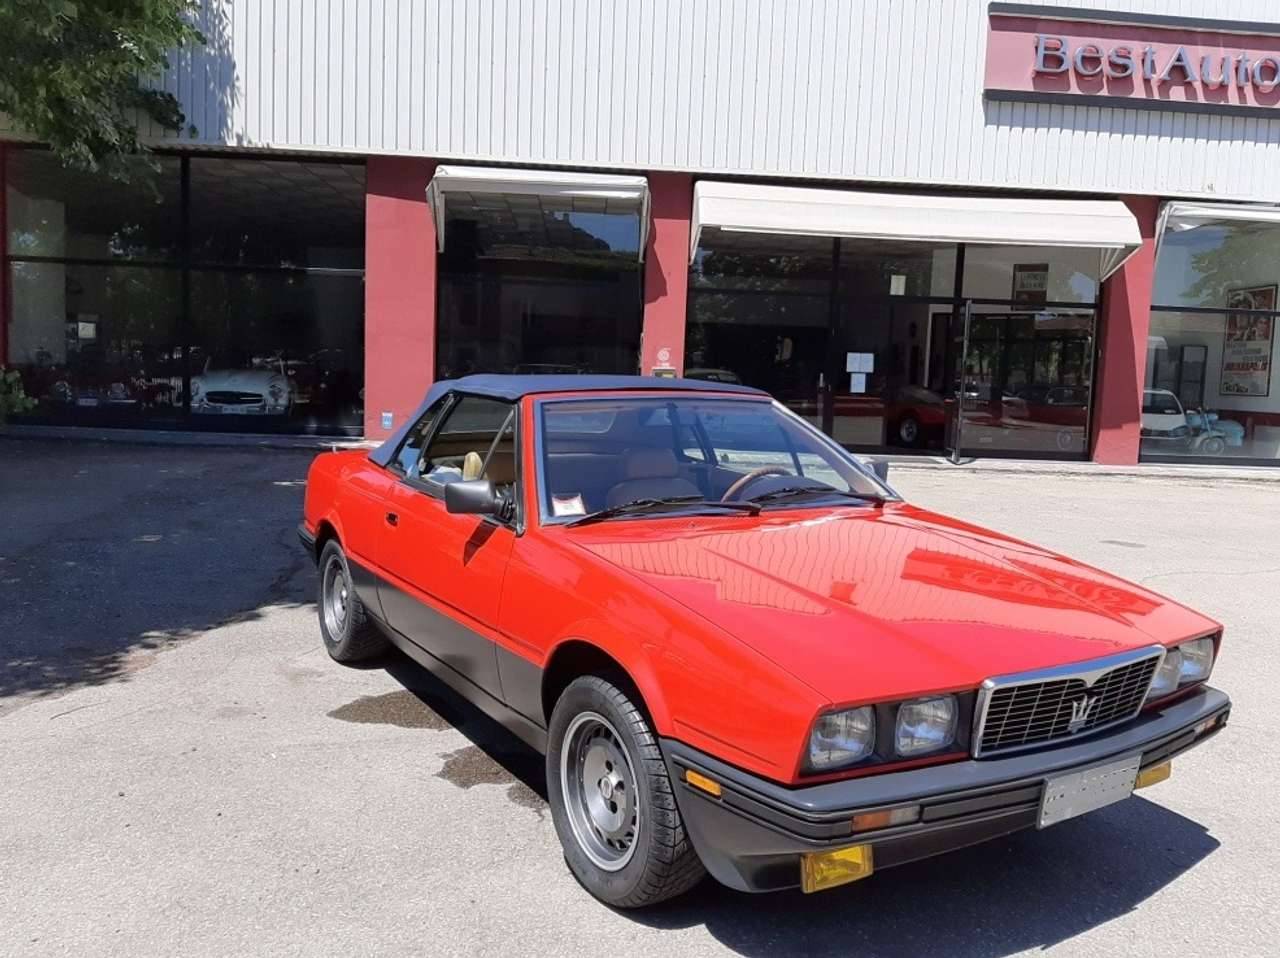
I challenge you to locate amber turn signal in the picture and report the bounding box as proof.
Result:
[684,769,722,797]
[1134,761,1172,790]
[800,844,875,893]
[850,805,920,833]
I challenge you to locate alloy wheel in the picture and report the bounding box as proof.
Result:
[322,554,350,636]
[560,711,641,871]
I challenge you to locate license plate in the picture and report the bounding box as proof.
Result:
[1039,754,1140,829]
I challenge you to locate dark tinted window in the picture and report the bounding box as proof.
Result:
[5,150,180,262]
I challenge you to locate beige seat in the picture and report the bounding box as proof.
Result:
[605,448,700,508]
[461,451,484,481]
[462,449,517,486]
[483,450,517,485]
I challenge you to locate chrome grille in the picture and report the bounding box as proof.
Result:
[973,647,1163,758]
[205,391,264,406]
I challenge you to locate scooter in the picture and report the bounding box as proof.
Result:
[1184,409,1242,457]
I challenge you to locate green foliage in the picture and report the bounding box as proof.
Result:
[0,367,37,423]
[0,1,205,180]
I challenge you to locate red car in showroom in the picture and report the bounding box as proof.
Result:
[299,375,1229,907]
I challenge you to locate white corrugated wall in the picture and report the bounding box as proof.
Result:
[20,1,1280,200]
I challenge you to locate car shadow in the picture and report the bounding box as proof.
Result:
[625,795,1218,957]
[0,440,318,714]
[381,655,549,803]
[369,650,1216,957]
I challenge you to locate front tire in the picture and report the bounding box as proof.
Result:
[317,539,388,662]
[1199,435,1226,456]
[547,676,705,908]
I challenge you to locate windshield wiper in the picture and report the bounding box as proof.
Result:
[566,495,760,527]
[748,486,890,508]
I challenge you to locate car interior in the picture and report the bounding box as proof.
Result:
[394,396,519,507]
[541,403,818,515]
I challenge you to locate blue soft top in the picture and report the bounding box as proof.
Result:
[368,374,766,466]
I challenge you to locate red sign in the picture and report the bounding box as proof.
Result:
[985,4,1280,117]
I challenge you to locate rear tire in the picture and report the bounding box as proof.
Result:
[317,539,388,662]
[897,415,921,447]
[1199,436,1226,456]
[547,675,705,908]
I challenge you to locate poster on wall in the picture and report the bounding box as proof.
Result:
[1011,264,1048,306]
[1220,286,1276,398]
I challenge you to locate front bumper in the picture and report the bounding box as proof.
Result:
[662,686,1230,893]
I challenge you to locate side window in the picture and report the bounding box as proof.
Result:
[389,396,450,478]
[420,396,518,492]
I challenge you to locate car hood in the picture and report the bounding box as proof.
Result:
[566,504,1217,704]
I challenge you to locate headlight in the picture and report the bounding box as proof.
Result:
[268,382,285,403]
[1148,636,1216,701]
[895,695,958,757]
[1177,637,1214,685]
[808,707,875,771]
[1149,648,1182,699]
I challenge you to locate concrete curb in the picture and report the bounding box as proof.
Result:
[0,423,375,452]
[3,424,1277,482]
[874,454,1280,483]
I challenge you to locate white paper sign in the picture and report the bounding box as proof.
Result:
[551,494,587,517]
[845,352,875,374]
[849,373,867,394]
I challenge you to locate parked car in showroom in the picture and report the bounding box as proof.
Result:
[300,375,1229,907]
[190,351,294,416]
[884,384,948,448]
[1140,388,1240,456]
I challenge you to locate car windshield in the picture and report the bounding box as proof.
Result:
[539,396,888,521]
[1143,392,1182,415]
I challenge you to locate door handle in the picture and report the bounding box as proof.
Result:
[385,512,399,526]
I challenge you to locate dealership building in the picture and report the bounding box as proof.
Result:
[4,0,1280,465]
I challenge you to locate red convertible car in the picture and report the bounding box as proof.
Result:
[299,375,1229,907]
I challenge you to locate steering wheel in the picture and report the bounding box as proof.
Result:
[720,466,791,502]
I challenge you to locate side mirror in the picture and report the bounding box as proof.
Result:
[869,459,890,484]
[445,478,501,516]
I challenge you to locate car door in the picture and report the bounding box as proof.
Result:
[377,394,518,698]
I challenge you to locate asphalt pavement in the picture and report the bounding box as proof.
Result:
[1,437,1276,957]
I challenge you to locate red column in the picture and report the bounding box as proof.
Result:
[1,142,8,367]
[641,172,693,376]
[363,156,438,439]
[1091,196,1160,466]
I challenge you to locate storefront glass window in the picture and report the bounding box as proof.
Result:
[5,150,181,262]
[189,158,365,269]
[686,230,1098,459]
[435,196,641,377]
[1143,216,1280,463]
[7,263,183,423]
[963,244,1099,304]
[188,271,364,430]
[687,229,835,427]
[4,149,365,434]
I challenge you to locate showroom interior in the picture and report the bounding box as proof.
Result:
[4,143,1280,464]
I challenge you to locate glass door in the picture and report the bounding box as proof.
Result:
[948,305,1096,458]
[829,298,960,453]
